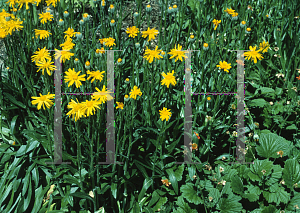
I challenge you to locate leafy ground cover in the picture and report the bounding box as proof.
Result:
[0,0,300,212]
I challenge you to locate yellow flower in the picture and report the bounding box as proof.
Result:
[64,68,86,88]
[224,8,235,15]
[126,26,139,38]
[36,58,56,76]
[64,27,77,39]
[66,98,86,122]
[6,0,16,8]
[87,70,105,83]
[31,92,55,110]
[103,37,116,47]
[99,38,105,44]
[161,70,176,88]
[116,102,124,110]
[243,46,263,64]
[39,12,53,24]
[117,58,122,63]
[34,29,52,39]
[207,97,211,101]
[159,107,172,121]
[85,61,90,66]
[168,44,188,62]
[81,99,101,117]
[246,27,251,32]
[4,18,24,35]
[45,0,59,8]
[31,47,52,64]
[60,36,75,50]
[129,86,142,99]
[125,95,129,99]
[258,41,270,53]
[125,78,129,82]
[91,85,113,104]
[143,46,163,63]
[189,142,198,151]
[216,61,232,73]
[212,19,221,30]
[55,49,74,63]
[141,27,159,41]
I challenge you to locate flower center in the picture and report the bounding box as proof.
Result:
[72,75,78,80]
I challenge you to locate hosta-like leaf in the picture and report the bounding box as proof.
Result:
[180,183,202,205]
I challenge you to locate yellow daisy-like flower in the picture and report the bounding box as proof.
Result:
[167,44,188,62]
[143,46,163,63]
[243,46,264,64]
[91,85,113,104]
[0,28,6,39]
[64,68,86,88]
[31,47,51,64]
[31,92,55,110]
[5,18,24,35]
[129,85,142,100]
[45,0,59,8]
[116,102,124,110]
[141,27,159,41]
[159,107,172,121]
[212,19,221,30]
[126,26,139,38]
[81,99,101,117]
[99,38,105,44]
[66,98,86,122]
[224,8,235,15]
[64,27,77,39]
[103,37,116,47]
[258,41,270,53]
[216,61,232,73]
[17,0,33,10]
[39,12,53,24]
[59,36,75,50]
[36,58,56,76]
[87,70,105,83]
[55,49,74,63]
[6,0,16,8]
[161,70,176,88]
[34,29,52,39]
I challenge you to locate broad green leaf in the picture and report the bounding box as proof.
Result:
[263,187,290,205]
[231,175,244,195]
[282,159,300,189]
[286,192,300,211]
[180,183,202,205]
[261,204,277,213]
[248,159,273,182]
[153,197,168,212]
[217,193,242,213]
[256,133,281,159]
[248,98,267,108]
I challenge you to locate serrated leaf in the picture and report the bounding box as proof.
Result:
[263,187,290,205]
[256,133,281,159]
[282,159,300,189]
[231,175,244,195]
[180,183,202,205]
[217,193,242,213]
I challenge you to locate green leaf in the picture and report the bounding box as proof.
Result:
[248,159,273,182]
[231,175,244,195]
[148,190,160,207]
[217,193,242,213]
[10,115,18,136]
[263,186,290,205]
[174,195,198,213]
[0,180,13,206]
[24,175,32,211]
[261,204,277,213]
[286,124,297,130]
[286,192,300,211]
[70,192,95,203]
[256,133,284,159]
[4,92,26,108]
[172,164,184,182]
[248,98,267,108]
[138,178,153,204]
[282,159,300,189]
[180,183,202,205]
[32,185,44,213]
[166,168,178,195]
[153,197,168,212]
